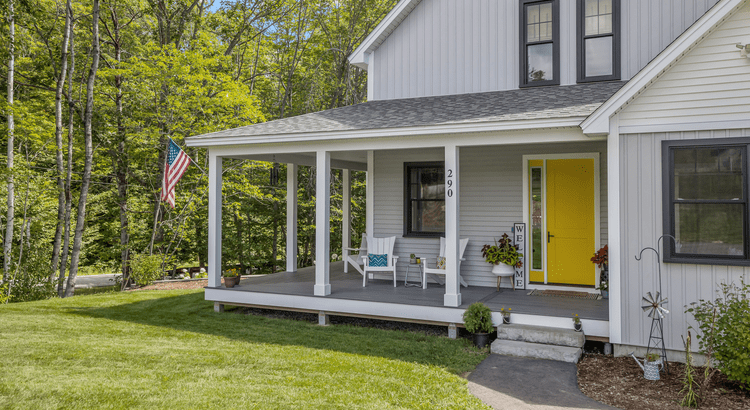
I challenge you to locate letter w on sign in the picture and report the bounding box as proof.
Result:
[161,138,191,208]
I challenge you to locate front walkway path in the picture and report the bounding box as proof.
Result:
[467,355,617,410]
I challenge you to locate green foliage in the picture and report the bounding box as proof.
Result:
[481,233,523,268]
[463,302,494,334]
[128,254,164,286]
[686,278,750,389]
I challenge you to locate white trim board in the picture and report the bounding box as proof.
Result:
[205,288,610,338]
[619,119,750,135]
[521,153,601,290]
[581,0,746,135]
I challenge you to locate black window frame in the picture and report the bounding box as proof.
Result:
[662,138,750,266]
[404,162,445,238]
[577,0,621,83]
[519,0,560,88]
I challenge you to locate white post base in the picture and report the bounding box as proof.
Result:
[444,293,462,307]
[314,284,331,296]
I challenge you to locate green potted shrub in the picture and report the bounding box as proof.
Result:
[463,302,494,348]
[223,268,240,288]
[410,254,417,264]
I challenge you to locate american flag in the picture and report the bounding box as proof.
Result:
[161,138,191,208]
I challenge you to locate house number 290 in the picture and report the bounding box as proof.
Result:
[446,169,454,197]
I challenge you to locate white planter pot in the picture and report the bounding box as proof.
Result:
[491,263,515,277]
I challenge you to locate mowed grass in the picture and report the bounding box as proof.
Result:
[0,290,490,409]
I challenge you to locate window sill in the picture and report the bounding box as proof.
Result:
[403,232,444,239]
[663,256,750,267]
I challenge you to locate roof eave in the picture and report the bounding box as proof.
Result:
[185,117,589,148]
[347,0,421,70]
[580,0,744,135]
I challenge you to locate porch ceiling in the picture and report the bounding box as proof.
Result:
[187,82,626,144]
[224,151,368,171]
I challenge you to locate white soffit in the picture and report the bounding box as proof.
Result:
[348,0,422,69]
[580,0,746,135]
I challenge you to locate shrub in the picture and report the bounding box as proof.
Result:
[129,254,164,286]
[686,278,750,389]
[463,302,494,334]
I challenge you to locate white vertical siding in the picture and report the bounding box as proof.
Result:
[621,0,720,80]
[619,2,750,128]
[372,139,608,288]
[369,0,720,100]
[619,129,750,352]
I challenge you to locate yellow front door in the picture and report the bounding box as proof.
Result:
[546,159,596,286]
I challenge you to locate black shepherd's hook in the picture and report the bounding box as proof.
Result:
[635,235,677,297]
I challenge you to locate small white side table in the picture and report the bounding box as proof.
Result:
[404,263,423,288]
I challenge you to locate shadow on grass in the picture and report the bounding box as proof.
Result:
[68,290,486,374]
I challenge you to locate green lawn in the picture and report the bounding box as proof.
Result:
[0,290,490,409]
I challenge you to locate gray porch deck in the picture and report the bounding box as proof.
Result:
[213,261,608,322]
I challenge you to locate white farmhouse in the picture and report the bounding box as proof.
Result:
[187,0,750,362]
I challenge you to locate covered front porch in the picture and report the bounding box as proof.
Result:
[208,261,610,338]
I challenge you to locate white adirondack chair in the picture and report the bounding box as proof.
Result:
[362,236,398,287]
[421,238,470,289]
[343,233,368,276]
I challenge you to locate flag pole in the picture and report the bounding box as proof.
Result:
[169,137,207,177]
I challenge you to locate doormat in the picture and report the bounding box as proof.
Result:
[527,289,601,300]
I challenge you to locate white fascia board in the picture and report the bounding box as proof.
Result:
[580,0,744,135]
[347,0,420,70]
[185,117,588,148]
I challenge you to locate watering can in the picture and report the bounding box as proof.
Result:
[630,352,663,380]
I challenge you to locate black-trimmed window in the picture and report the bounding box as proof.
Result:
[404,162,445,237]
[520,0,559,87]
[663,139,750,266]
[577,0,620,82]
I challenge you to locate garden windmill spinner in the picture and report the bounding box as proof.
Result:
[635,235,675,375]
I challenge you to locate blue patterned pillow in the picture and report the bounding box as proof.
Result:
[368,253,388,267]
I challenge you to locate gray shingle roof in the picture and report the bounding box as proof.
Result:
[190,81,626,140]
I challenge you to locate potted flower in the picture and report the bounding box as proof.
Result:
[463,302,494,348]
[500,306,512,324]
[591,245,608,299]
[596,280,609,299]
[410,254,417,264]
[572,314,582,332]
[482,233,523,278]
[223,268,240,288]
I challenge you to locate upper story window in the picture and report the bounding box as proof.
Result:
[662,139,750,266]
[404,162,445,237]
[520,0,559,87]
[577,0,620,82]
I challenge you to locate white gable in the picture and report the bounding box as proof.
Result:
[617,1,750,132]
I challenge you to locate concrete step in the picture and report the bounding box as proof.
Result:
[491,339,583,363]
[496,324,585,348]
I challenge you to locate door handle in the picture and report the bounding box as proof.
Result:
[548,232,554,243]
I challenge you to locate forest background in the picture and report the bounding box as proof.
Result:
[0,0,396,302]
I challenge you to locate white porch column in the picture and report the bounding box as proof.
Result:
[315,151,332,296]
[286,163,298,272]
[208,152,222,288]
[342,169,351,255]
[608,116,622,344]
[366,151,374,236]
[444,145,461,307]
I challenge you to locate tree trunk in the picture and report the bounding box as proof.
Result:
[65,0,100,297]
[58,24,76,297]
[3,0,15,283]
[50,0,73,283]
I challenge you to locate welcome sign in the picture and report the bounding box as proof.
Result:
[513,223,526,290]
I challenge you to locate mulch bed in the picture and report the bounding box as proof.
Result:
[577,354,749,410]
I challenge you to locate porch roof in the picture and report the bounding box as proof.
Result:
[187,81,626,145]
